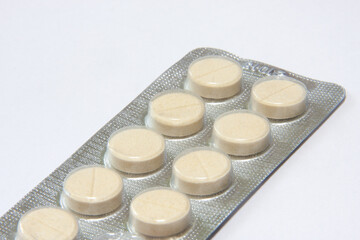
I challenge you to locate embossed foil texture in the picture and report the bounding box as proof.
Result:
[0,48,345,239]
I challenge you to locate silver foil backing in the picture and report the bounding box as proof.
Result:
[0,48,346,239]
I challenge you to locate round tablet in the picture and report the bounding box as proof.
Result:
[17,207,78,240]
[130,188,191,237]
[250,76,307,119]
[107,127,165,174]
[63,166,123,215]
[187,56,242,99]
[213,111,271,156]
[148,90,205,137]
[172,148,232,195]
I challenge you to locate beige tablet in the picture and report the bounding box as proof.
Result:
[187,56,242,99]
[213,111,271,156]
[251,77,307,119]
[130,188,191,237]
[63,166,123,215]
[172,148,232,195]
[148,90,205,137]
[17,207,78,240]
[107,127,165,174]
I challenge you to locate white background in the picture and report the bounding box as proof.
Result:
[1,0,359,239]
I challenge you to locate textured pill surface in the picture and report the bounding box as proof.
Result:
[107,127,165,174]
[213,111,271,156]
[251,78,307,119]
[149,91,205,137]
[130,189,191,237]
[17,207,78,240]
[64,166,123,215]
[188,57,242,99]
[173,149,232,195]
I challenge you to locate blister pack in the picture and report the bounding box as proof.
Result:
[0,48,345,239]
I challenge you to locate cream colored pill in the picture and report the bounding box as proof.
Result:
[187,57,242,99]
[148,91,205,137]
[213,111,271,156]
[251,78,307,119]
[130,189,191,237]
[107,127,165,174]
[17,207,78,240]
[64,166,123,216]
[173,148,232,195]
